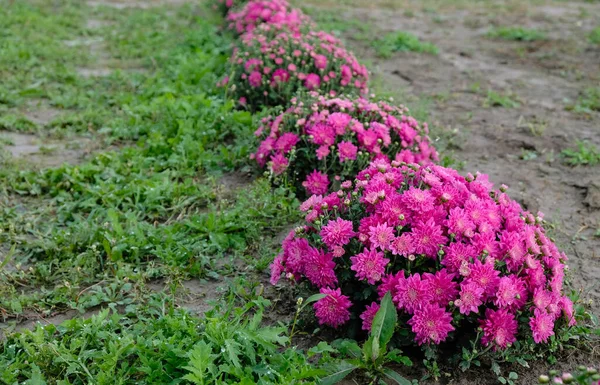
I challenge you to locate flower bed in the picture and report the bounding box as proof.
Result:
[228,25,369,110]
[271,159,576,351]
[251,93,438,196]
[227,0,311,35]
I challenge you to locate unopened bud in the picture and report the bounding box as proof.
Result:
[538,375,550,384]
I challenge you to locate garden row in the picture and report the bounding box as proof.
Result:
[215,0,598,382]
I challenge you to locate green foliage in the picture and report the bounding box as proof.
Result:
[567,87,600,114]
[561,141,600,166]
[484,90,520,108]
[589,27,600,45]
[374,31,439,58]
[487,27,546,42]
[0,297,325,384]
[322,294,413,385]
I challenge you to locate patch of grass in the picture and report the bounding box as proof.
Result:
[374,31,439,58]
[589,26,600,45]
[487,26,546,42]
[484,90,520,108]
[301,8,372,41]
[567,87,600,114]
[561,140,600,166]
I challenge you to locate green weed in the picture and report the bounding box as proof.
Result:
[589,27,600,45]
[374,31,439,58]
[487,27,546,42]
[561,141,600,166]
[484,90,520,108]
[567,87,600,114]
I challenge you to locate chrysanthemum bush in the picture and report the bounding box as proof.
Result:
[270,159,577,352]
[251,93,438,197]
[227,24,369,110]
[227,0,311,35]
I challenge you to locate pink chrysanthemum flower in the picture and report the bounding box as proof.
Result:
[529,308,555,343]
[408,304,455,345]
[360,302,380,331]
[320,218,356,248]
[395,273,432,314]
[314,288,352,328]
[411,218,447,258]
[494,276,527,310]
[480,308,518,350]
[270,253,285,285]
[328,112,352,135]
[304,73,321,90]
[455,282,484,315]
[559,296,576,327]
[337,141,358,163]
[442,243,477,272]
[303,170,330,195]
[427,270,458,306]
[275,132,299,154]
[466,259,500,298]
[403,187,435,212]
[350,248,389,285]
[378,271,404,300]
[303,248,337,288]
[270,153,289,175]
[390,233,414,257]
[368,223,395,251]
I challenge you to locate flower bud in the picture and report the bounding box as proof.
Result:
[296,297,304,306]
[538,375,550,384]
[561,373,573,384]
[344,199,351,206]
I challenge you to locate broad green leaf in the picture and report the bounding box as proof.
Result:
[319,361,357,385]
[382,368,412,385]
[368,292,397,362]
[299,293,327,312]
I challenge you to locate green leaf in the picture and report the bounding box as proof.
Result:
[319,361,357,385]
[183,341,217,385]
[509,372,518,380]
[382,368,412,385]
[368,292,397,362]
[299,293,327,312]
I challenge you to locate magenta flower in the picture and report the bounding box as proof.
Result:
[395,273,432,314]
[410,218,447,258]
[270,153,289,175]
[368,222,395,251]
[270,253,284,285]
[327,112,352,134]
[390,233,415,257]
[303,248,337,288]
[271,68,290,84]
[529,308,555,343]
[360,302,380,331]
[248,70,262,87]
[455,282,484,315]
[302,170,329,195]
[337,141,358,163]
[275,132,299,154]
[320,218,355,248]
[304,73,321,90]
[427,270,458,306]
[350,248,389,285]
[480,308,518,350]
[314,287,352,328]
[408,304,454,345]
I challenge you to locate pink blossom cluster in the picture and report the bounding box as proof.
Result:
[227,0,311,35]
[270,159,576,349]
[228,24,369,109]
[251,93,438,196]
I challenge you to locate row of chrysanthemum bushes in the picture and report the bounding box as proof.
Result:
[214,0,590,379]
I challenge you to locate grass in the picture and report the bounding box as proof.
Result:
[589,27,600,45]
[561,141,600,166]
[484,90,520,108]
[567,87,600,115]
[487,26,546,42]
[374,31,439,58]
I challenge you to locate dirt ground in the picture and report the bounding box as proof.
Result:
[300,0,600,382]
